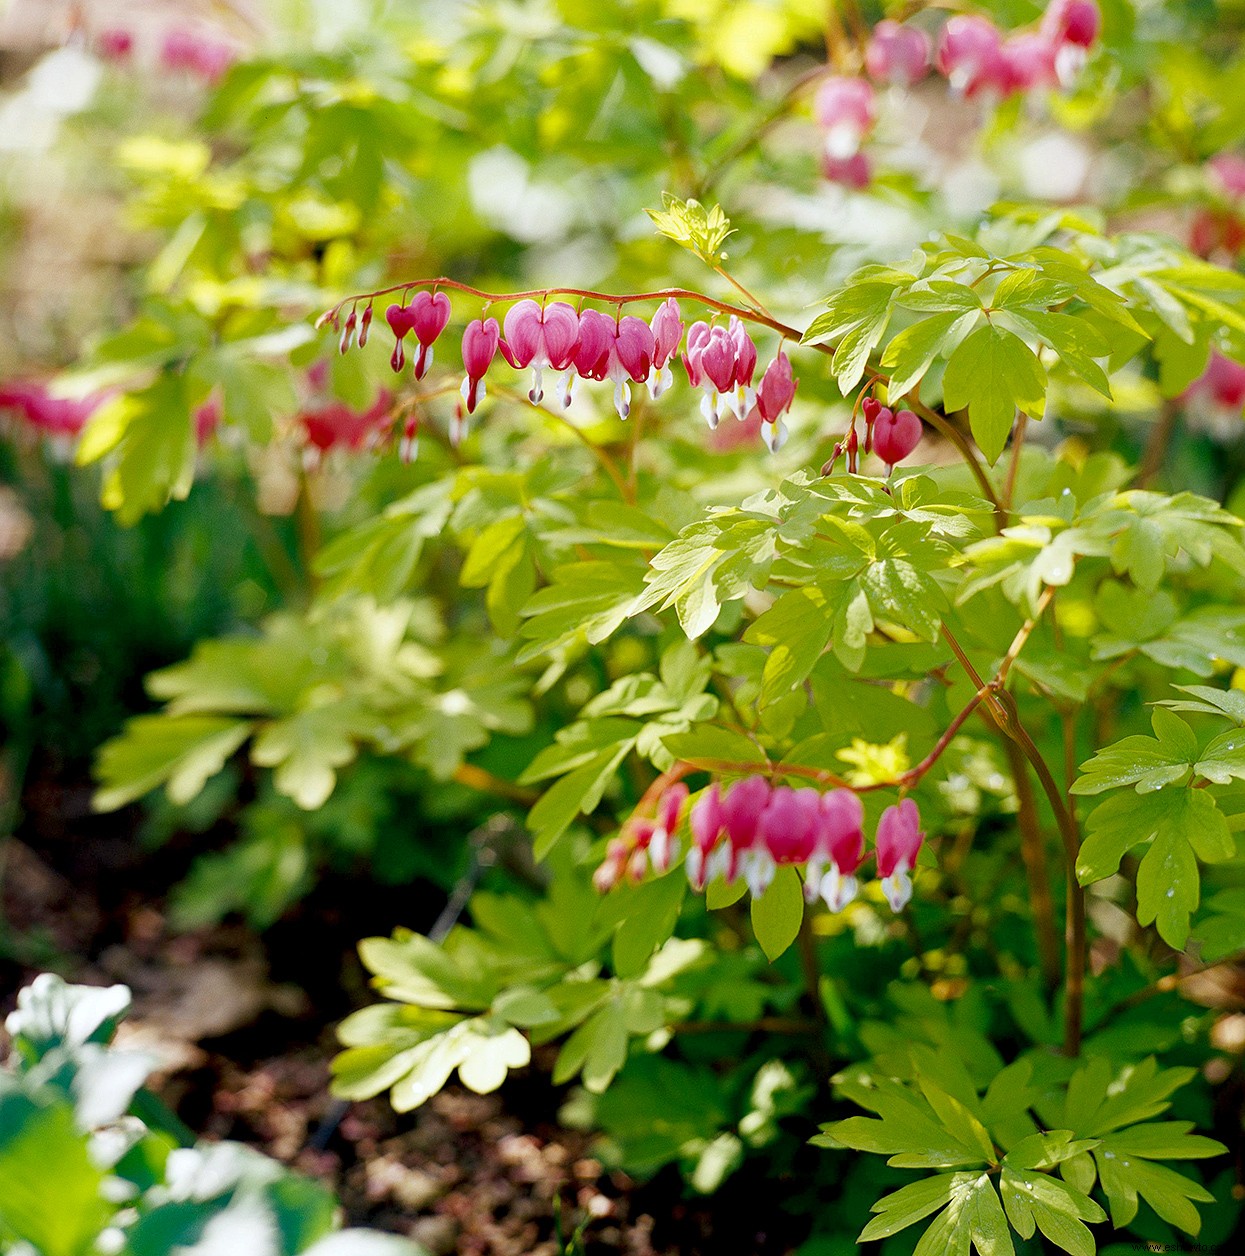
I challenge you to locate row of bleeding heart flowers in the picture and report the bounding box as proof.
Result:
[816,2,1101,188]
[360,292,803,453]
[593,778,925,917]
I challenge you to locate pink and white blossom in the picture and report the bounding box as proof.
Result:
[755,351,797,453]
[808,790,866,912]
[460,317,501,420]
[814,77,876,160]
[647,298,684,398]
[875,800,924,911]
[500,300,581,404]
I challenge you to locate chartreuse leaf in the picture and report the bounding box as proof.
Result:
[554,997,629,1093]
[527,740,634,859]
[661,724,767,771]
[1071,709,1198,795]
[1002,309,1113,398]
[518,559,646,662]
[858,1172,968,1242]
[78,375,197,524]
[913,1172,1012,1256]
[1094,1149,1216,1234]
[645,193,732,264]
[999,1159,1104,1256]
[881,310,975,402]
[1159,684,1245,724]
[1192,887,1245,961]
[93,714,252,811]
[744,584,833,707]
[1053,1057,1226,1236]
[1193,727,1245,784]
[1077,787,1232,947]
[333,1013,531,1112]
[819,1074,994,1170]
[942,325,1046,464]
[803,281,900,392]
[612,872,687,979]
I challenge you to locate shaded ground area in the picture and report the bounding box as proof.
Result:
[0,762,810,1256]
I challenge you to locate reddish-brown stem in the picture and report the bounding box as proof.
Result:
[320,280,1003,512]
[317,278,801,343]
[1004,412,1028,509]
[1004,737,1061,990]
[1137,399,1178,489]
[453,763,539,806]
[683,589,1056,799]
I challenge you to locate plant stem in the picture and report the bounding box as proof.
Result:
[941,608,1085,1054]
[1137,399,1178,488]
[994,700,1086,1056]
[1003,413,1028,509]
[713,263,775,320]
[322,280,1000,510]
[452,763,539,805]
[1004,738,1061,990]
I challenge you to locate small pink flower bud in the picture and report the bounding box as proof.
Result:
[98,29,134,62]
[339,311,357,355]
[358,305,373,348]
[400,415,420,464]
[865,20,932,86]
[626,846,650,885]
[872,408,922,468]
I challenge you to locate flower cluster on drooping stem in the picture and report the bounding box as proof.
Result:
[823,391,923,477]
[594,777,925,916]
[335,290,798,453]
[815,1,1102,189]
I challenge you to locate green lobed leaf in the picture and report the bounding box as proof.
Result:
[750,865,804,961]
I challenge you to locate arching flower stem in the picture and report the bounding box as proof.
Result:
[318,279,1007,517]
